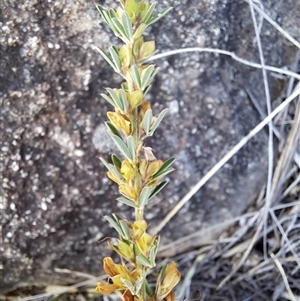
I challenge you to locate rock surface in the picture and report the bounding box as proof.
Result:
[1,0,299,293]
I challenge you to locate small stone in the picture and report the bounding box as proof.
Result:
[74,149,85,157]
[41,202,47,211]
[1,146,9,152]
[72,188,80,195]
[169,100,179,115]
[11,162,19,172]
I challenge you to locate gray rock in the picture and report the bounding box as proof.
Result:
[1,0,299,293]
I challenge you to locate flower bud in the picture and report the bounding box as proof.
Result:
[121,159,135,181]
[128,90,143,108]
[119,45,132,68]
[139,101,151,123]
[119,184,137,201]
[140,41,155,60]
[155,262,181,301]
[132,220,148,239]
[107,111,131,136]
[146,160,163,179]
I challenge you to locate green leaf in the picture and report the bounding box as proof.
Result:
[143,84,151,95]
[109,46,121,72]
[119,219,130,240]
[148,108,168,136]
[121,11,133,40]
[108,8,117,18]
[105,9,119,33]
[117,197,138,208]
[149,181,168,200]
[133,243,139,257]
[126,135,135,162]
[109,134,132,160]
[111,154,122,169]
[156,265,167,288]
[149,236,160,266]
[122,279,136,295]
[112,213,127,225]
[147,7,173,26]
[136,254,152,267]
[139,186,153,207]
[100,157,123,181]
[111,17,129,42]
[151,168,174,181]
[141,2,156,24]
[92,46,118,72]
[152,158,175,179]
[141,65,155,90]
[119,89,128,111]
[121,238,131,246]
[133,23,146,40]
[131,65,141,88]
[96,6,118,33]
[134,279,144,296]
[107,88,124,111]
[121,82,129,92]
[104,215,125,238]
[96,5,110,25]
[101,93,115,108]
[143,109,153,135]
[105,122,122,139]
[143,280,153,297]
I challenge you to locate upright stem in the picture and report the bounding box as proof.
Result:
[132,107,139,146]
[135,207,144,221]
[132,107,144,221]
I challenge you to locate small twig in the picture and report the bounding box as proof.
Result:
[279,50,300,150]
[252,0,264,43]
[158,211,256,257]
[246,88,281,139]
[243,0,300,49]
[246,88,300,170]
[232,260,273,285]
[248,0,274,260]
[281,292,300,301]
[273,200,300,211]
[176,251,207,300]
[270,252,297,301]
[149,48,300,80]
[217,213,264,289]
[282,166,299,186]
[54,268,97,279]
[269,209,300,270]
[15,275,106,301]
[218,190,299,289]
[285,204,300,243]
[270,96,300,202]
[280,174,300,200]
[217,213,260,256]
